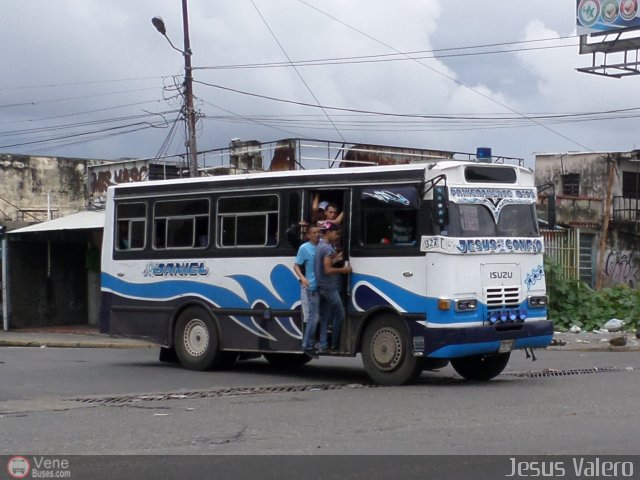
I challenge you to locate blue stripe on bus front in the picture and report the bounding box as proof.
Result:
[428,335,553,358]
[351,272,547,325]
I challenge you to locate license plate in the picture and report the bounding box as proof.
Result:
[499,339,515,353]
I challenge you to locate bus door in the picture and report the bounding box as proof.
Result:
[308,188,352,350]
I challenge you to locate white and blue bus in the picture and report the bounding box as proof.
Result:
[100,149,552,385]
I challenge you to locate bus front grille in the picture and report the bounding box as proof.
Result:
[485,286,520,309]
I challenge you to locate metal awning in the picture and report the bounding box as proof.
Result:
[8,210,105,234]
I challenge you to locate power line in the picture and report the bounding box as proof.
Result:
[195,36,578,71]
[0,75,175,92]
[249,0,345,142]
[0,110,178,138]
[0,97,180,127]
[25,124,162,155]
[0,86,162,111]
[295,0,598,155]
[204,108,640,131]
[154,111,183,160]
[0,118,170,150]
[200,98,306,137]
[195,79,640,124]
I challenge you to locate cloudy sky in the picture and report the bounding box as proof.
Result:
[1,0,639,167]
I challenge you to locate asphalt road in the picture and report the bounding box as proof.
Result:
[1,347,639,461]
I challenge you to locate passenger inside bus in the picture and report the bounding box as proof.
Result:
[312,193,343,227]
[117,221,129,249]
[391,212,415,244]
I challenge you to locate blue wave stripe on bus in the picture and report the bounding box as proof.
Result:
[352,273,428,312]
[102,273,248,306]
[101,264,301,340]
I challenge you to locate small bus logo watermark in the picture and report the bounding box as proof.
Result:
[7,456,72,478]
[7,456,30,479]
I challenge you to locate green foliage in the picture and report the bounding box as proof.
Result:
[544,256,640,332]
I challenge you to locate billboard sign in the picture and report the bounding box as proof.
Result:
[577,0,640,34]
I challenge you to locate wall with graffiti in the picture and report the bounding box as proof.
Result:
[88,160,149,205]
[601,230,640,288]
[602,249,640,288]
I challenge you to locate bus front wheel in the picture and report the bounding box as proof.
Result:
[450,352,510,381]
[361,315,422,386]
[174,307,222,371]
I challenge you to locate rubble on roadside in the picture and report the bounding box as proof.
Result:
[549,327,640,351]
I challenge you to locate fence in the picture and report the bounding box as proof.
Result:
[541,228,580,280]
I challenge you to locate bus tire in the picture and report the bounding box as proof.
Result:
[264,353,312,367]
[450,352,510,381]
[174,307,222,371]
[361,315,422,386]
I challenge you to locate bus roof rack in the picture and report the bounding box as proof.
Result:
[188,138,523,176]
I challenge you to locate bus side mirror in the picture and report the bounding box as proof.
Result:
[547,194,556,229]
[433,185,449,227]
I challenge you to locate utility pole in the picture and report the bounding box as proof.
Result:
[152,0,199,178]
[595,154,616,290]
[181,0,199,178]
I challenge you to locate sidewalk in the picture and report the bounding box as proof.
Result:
[0,325,638,351]
[0,325,155,349]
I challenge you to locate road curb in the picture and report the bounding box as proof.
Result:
[0,338,156,349]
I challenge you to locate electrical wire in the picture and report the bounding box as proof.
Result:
[200,98,306,138]
[195,36,579,71]
[0,75,176,92]
[154,111,183,160]
[295,0,598,155]
[0,118,170,150]
[194,79,640,127]
[249,0,345,142]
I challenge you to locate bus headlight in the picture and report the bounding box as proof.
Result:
[528,295,548,308]
[455,298,478,312]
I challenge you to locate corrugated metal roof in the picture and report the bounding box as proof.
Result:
[8,210,105,234]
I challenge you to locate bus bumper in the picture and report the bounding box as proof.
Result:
[415,320,554,359]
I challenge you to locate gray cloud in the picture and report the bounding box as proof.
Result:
[1,0,637,167]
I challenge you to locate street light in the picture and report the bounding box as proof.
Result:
[152,1,199,178]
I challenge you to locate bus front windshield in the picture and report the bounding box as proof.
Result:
[447,203,539,238]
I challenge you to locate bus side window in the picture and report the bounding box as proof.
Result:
[217,194,279,247]
[359,185,418,246]
[115,202,147,251]
[153,198,209,249]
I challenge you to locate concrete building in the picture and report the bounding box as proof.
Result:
[535,150,640,289]
[2,154,181,330]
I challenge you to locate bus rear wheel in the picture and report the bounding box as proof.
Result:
[174,307,222,371]
[450,352,510,381]
[264,353,312,367]
[361,315,422,386]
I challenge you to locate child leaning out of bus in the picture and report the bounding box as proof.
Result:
[294,225,321,359]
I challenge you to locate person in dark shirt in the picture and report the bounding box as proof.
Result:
[315,223,352,352]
